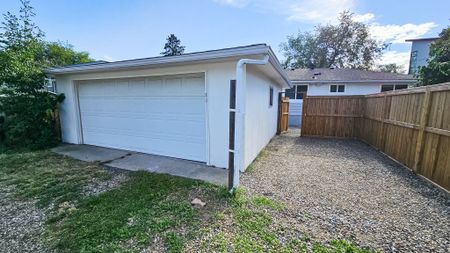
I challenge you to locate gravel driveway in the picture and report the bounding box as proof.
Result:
[242,129,450,253]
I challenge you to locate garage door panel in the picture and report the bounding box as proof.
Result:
[78,74,206,162]
[83,131,205,161]
[79,97,205,114]
[81,115,205,137]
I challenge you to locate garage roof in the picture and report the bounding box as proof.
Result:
[45,44,291,88]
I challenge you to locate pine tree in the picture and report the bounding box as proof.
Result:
[161,34,185,56]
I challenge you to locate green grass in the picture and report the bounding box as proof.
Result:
[0,150,110,207]
[0,150,229,252]
[0,150,378,253]
[47,171,227,252]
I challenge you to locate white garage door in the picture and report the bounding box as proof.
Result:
[78,74,206,162]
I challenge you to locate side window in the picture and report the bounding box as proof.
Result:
[285,87,295,99]
[395,84,408,90]
[409,50,418,74]
[296,85,308,99]
[269,87,274,107]
[330,85,337,92]
[381,85,394,92]
[45,77,56,93]
[285,85,308,99]
[330,85,344,93]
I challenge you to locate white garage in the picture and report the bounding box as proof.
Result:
[46,44,291,176]
[78,74,206,162]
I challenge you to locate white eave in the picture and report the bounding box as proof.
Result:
[291,79,417,84]
[45,44,291,88]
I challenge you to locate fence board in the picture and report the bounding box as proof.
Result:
[301,82,450,191]
[277,96,289,134]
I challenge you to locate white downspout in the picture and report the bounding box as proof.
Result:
[231,54,270,190]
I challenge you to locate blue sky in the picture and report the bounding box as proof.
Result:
[1,0,449,71]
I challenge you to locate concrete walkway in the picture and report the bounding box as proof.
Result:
[52,144,227,185]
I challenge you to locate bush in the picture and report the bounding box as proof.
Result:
[0,92,65,150]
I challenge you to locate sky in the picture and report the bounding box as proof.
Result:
[1,0,449,72]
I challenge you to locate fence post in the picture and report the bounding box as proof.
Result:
[379,95,391,151]
[301,96,308,137]
[413,89,432,173]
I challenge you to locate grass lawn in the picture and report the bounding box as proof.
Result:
[0,150,377,253]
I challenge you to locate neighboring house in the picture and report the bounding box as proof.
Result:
[405,37,439,75]
[286,68,416,127]
[45,44,291,174]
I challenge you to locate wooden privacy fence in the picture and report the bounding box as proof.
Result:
[301,83,450,191]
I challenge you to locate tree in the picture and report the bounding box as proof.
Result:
[281,11,385,70]
[161,34,185,56]
[418,27,450,86]
[0,0,44,50]
[0,0,91,149]
[44,41,92,67]
[377,63,404,73]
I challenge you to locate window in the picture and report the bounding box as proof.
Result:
[296,85,308,99]
[269,87,274,107]
[45,78,56,93]
[409,50,418,74]
[381,85,394,92]
[395,84,408,90]
[285,87,295,99]
[330,85,345,93]
[381,84,408,92]
[285,85,308,99]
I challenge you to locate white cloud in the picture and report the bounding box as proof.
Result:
[287,0,354,23]
[376,51,411,73]
[353,13,375,23]
[369,22,438,43]
[214,0,355,23]
[213,0,250,8]
[213,0,437,44]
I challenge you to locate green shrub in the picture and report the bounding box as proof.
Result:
[0,1,90,151]
[0,92,64,150]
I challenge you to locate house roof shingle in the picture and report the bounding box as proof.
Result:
[287,68,416,83]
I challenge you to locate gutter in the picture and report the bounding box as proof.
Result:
[229,54,270,192]
[267,48,292,88]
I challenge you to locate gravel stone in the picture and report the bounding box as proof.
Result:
[83,167,130,196]
[1,167,129,253]
[241,129,450,253]
[0,186,52,253]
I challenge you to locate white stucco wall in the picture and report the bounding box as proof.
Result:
[54,60,283,171]
[243,67,280,168]
[55,61,236,169]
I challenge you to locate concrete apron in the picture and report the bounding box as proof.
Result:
[51,144,227,186]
